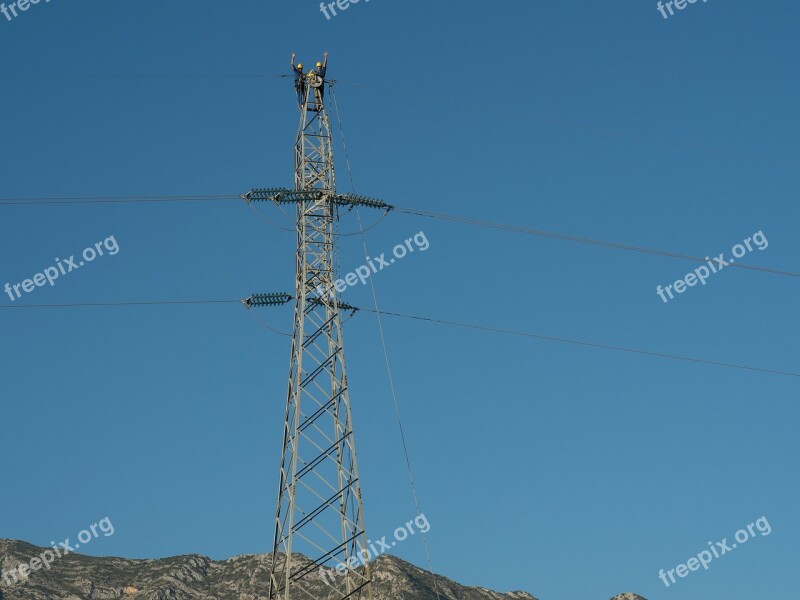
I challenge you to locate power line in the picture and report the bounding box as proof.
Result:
[0,74,289,80]
[359,308,800,379]
[4,193,794,279]
[0,194,239,205]
[393,206,800,279]
[5,299,798,379]
[331,82,443,600]
[0,299,239,309]
[244,201,294,232]
[245,307,292,337]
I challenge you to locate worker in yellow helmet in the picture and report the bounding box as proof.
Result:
[290,52,306,108]
[316,52,328,80]
[314,52,329,104]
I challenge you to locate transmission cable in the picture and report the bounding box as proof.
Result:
[2,194,797,278]
[245,201,294,233]
[330,83,444,600]
[3,299,798,378]
[0,73,290,80]
[0,194,240,205]
[246,307,292,337]
[392,206,800,279]
[359,308,800,379]
[0,299,239,308]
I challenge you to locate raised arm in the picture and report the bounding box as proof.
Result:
[291,52,296,69]
[323,51,328,68]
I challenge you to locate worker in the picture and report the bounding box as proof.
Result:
[316,52,328,80]
[313,52,328,104]
[291,52,306,107]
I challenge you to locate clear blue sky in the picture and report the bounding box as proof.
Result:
[0,1,798,600]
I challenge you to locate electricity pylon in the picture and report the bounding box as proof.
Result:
[244,61,391,600]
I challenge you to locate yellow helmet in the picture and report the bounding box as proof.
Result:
[316,62,323,67]
[297,63,303,70]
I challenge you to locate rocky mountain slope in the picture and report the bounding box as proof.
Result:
[0,540,646,600]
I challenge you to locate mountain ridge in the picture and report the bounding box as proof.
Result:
[0,539,646,600]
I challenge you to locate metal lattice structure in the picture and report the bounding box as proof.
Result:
[267,64,377,600]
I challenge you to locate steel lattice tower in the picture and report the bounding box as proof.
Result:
[266,64,374,600]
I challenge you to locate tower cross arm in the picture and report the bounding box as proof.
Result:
[243,188,393,211]
[245,293,360,315]
[241,292,293,309]
[242,188,319,204]
[333,193,393,211]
